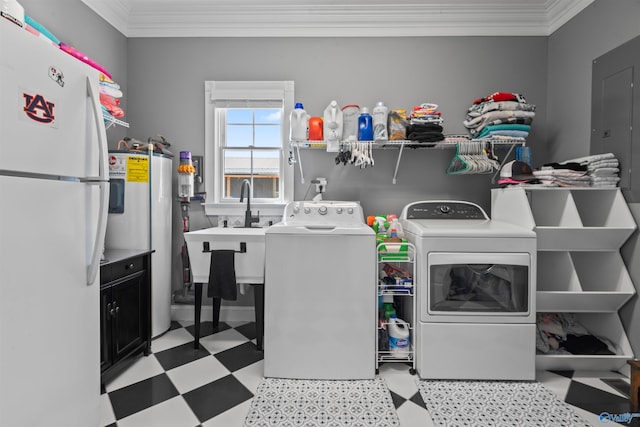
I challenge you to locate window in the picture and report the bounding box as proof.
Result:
[204,81,294,216]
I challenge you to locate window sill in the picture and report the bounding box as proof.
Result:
[203,202,286,218]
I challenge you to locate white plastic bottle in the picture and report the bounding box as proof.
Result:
[388,315,410,355]
[388,217,404,238]
[372,101,389,141]
[323,100,343,152]
[341,104,360,141]
[289,102,308,142]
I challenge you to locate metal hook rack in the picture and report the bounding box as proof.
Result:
[290,137,526,184]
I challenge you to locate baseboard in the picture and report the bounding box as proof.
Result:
[171,304,255,323]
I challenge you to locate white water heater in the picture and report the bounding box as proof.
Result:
[105,150,173,337]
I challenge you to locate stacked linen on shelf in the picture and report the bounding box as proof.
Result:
[562,153,620,188]
[406,102,445,146]
[464,92,536,139]
[532,153,621,188]
[99,73,126,122]
[532,162,591,187]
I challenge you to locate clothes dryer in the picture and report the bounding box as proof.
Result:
[400,200,537,380]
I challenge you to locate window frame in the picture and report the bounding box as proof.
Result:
[203,81,294,217]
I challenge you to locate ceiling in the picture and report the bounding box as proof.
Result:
[81,0,594,38]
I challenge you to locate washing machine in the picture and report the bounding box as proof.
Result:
[400,200,537,380]
[264,201,376,380]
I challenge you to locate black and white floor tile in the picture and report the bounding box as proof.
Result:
[100,320,636,427]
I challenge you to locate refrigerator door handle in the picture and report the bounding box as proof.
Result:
[86,75,109,183]
[86,76,110,285]
[87,180,109,285]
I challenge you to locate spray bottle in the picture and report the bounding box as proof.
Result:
[324,100,343,152]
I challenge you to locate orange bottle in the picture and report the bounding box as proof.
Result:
[308,116,324,141]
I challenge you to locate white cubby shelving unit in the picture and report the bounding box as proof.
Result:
[376,242,416,375]
[491,187,636,371]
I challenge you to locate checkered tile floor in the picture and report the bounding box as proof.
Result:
[100,320,635,427]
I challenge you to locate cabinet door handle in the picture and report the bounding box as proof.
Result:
[110,301,118,317]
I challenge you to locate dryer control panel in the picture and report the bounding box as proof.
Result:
[283,201,365,225]
[401,201,488,220]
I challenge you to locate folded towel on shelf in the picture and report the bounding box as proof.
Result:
[407,123,444,143]
[562,152,616,165]
[591,176,621,188]
[477,123,531,139]
[587,159,619,170]
[207,250,237,301]
[466,100,536,119]
[590,167,620,176]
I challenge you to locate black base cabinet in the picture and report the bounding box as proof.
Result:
[100,250,152,385]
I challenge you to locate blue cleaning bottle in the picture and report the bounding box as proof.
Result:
[358,107,373,141]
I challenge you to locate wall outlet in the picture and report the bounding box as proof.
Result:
[314,177,327,193]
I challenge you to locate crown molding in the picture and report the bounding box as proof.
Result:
[81,0,594,38]
[545,0,595,34]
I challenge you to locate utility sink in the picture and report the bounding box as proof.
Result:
[184,226,267,284]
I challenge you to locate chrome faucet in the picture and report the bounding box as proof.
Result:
[239,179,259,228]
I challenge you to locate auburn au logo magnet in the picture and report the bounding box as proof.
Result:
[23,93,55,124]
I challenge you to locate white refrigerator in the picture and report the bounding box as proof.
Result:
[0,18,108,427]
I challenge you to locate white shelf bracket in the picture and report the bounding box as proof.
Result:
[392,141,406,184]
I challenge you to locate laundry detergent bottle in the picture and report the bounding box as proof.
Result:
[372,101,389,141]
[341,104,360,141]
[323,100,343,152]
[308,116,324,141]
[358,107,373,141]
[289,102,308,142]
[388,315,410,355]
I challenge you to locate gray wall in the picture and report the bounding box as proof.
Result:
[547,0,640,162]
[546,0,640,356]
[125,36,548,296]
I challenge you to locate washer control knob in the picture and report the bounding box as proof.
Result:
[439,205,451,214]
[347,207,354,214]
[304,207,311,214]
[293,206,300,214]
[318,206,328,215]
[336,207,343,214]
